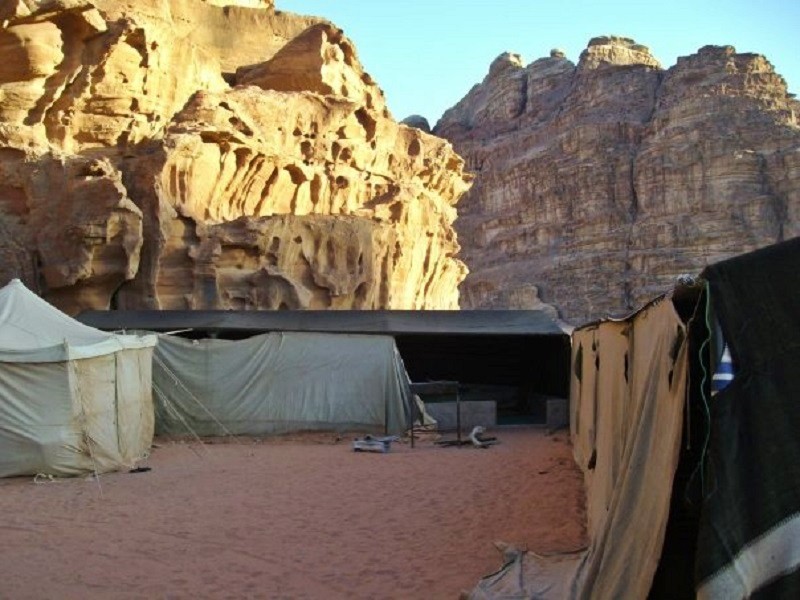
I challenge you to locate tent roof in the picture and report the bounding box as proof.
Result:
[0,279,156,362]
[77,309,569,338]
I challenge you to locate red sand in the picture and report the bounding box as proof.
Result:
[0,428,586,599]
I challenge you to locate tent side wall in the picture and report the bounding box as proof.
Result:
[115,347,155,463]
[0,347,155,478]
[153,332,412,436]
[468,298,689,599]
[570,321,630,539]
[0,361,90,477]
[71,348,155,472]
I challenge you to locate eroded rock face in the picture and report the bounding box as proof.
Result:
[0,0,470,312]
[436,36,799,323]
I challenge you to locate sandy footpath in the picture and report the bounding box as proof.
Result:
[0,428,586,599]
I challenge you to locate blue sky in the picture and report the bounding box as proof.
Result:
[278,1,799,125]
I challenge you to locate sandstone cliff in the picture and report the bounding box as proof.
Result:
[436,36,799,323]
[0,0,470,313]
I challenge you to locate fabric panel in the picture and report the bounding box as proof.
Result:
[115,348,155,464]
[575,299,687,599]
[72,351,155,472]
[696,237,800,597]
[470,550,584,600]
[0,361,91,477]
[697,512,800,600]
[153,332,412,436]
[70,355,125,472]
[583,321,630,540]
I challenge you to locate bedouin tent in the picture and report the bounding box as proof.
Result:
[0,279,157,478]
[468,237,800,599]
[152,332,412,436]
[469,292,689,599]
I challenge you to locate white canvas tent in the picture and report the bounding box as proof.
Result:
[0,279,157,477]
[153,332,412,436]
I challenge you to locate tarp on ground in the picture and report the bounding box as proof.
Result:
[696,237,800,599]
[0,279,157,477]
[152,332,413,436]
[470,296,688,599]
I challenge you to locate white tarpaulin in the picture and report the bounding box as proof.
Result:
[153,332,413,436]
[0,279,156,477]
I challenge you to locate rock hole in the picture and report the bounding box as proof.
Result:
[284,165,306,184]
[326,239,336,266]
[355,108,376,141]
[408,139,421,157]
[335,176,349,188]
[354,281,368,305]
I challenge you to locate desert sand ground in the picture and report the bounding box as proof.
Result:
[0,428,586,599]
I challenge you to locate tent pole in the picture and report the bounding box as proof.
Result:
[410,394,415,449]
[456,384,461,447]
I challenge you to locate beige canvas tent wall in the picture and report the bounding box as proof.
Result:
[470,295,688,599]
[0,279,157,478]
[152,332,412,436]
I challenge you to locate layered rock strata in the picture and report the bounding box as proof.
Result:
[436,37,799,323]
[0,0,470,312]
